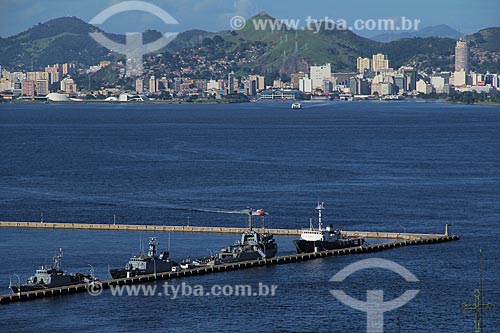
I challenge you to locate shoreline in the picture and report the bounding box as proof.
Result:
[1,98,499,107]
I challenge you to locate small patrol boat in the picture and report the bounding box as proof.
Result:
[10,249,95,293]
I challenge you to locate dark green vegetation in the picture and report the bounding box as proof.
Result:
[468,27,500,52]
[0,17,113,70]
[448,90,500,105]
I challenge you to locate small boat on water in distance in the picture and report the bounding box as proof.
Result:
[10,249,96,293]
[293,202,365,254]
[291,102,302,109]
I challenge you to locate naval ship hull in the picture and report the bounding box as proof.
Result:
[217,247,277,264]
[109,269,161,279]
[293,237,364,254]
[109,261,175,279]
[10,275,92,293]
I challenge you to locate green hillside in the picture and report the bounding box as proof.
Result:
[468,27,500,52]
[0,17,116,69]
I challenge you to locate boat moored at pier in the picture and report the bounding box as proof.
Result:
[109,237,177,279]
[293,202,365,254]
[191,208,278,266]
[10,249,96,293]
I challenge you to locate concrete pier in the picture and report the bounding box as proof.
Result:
[0,221,445,240]
[0,234,459,304]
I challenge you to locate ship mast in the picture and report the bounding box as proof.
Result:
[460,248,494,333]
[247,210,253,231]
[148,237,157,258]
[316,202,324,231]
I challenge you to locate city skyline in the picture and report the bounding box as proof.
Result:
[0,0,499,38]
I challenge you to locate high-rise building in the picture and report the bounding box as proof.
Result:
[310,63,331,90]
[61,63,76,75]
[455,38,470,73]
[149,76,158,93]
[35,79,49,96]
[136,78,144,94]
[372,54,389,72]
[357,57,371,74]
[401,67,417,92]
[227,71,235,94]
[22,80,35,97]
[299,76,312,93]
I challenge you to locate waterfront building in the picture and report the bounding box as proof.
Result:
[21,80,35,97]
[249,74,265,92]
[0,78,12,92]
[227,71,235,94]
[416,79,433,94]
[259,89,304,100]
[310,63,331,90]
[453,70,469,87]
[149,76,158,93]
[393,75,406,94]
[401,67,417,92]
[35,79,49,96]
[136,78,144,94]
[299,76,312,93]
[349,77,370,95]
[484,73,499,89]
[60,77,77,94]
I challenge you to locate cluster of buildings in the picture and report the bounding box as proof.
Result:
[133,72,266,98]
[0,63,78,99]
[285,39,499,99]
[0,61,113,100]
[1,38,499,102]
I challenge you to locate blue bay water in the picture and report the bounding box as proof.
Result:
[0,101,499,332]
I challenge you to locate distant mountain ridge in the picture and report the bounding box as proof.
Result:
[371,24,461,43]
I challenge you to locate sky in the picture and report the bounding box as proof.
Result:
[0,0,499,38]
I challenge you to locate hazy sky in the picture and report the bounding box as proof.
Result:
[0,0,498,38]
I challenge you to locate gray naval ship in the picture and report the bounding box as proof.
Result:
[193,209,278,266]
[109,237,176,279]
[10,249,95,293]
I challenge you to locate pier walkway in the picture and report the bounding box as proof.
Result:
[0,221,447,240]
